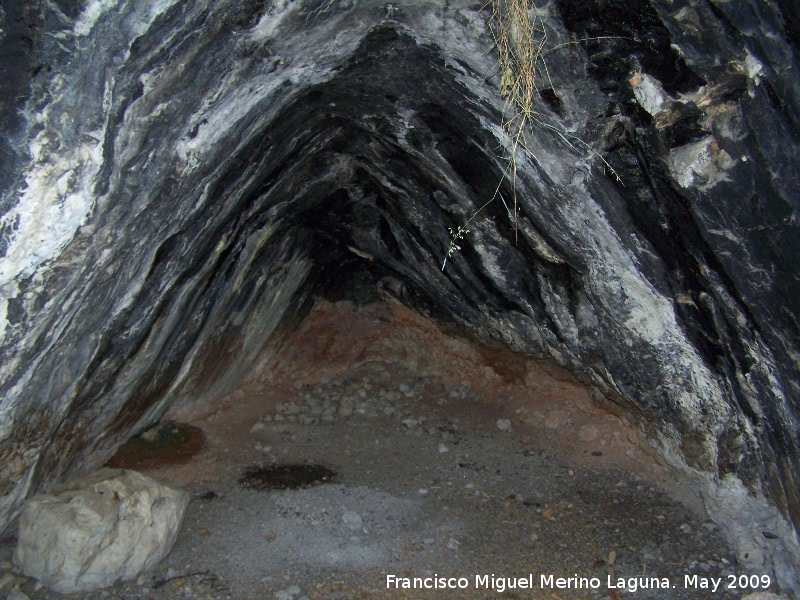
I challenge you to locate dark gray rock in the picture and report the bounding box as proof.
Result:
[0,0,798,594]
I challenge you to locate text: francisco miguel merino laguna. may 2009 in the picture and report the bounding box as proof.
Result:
[385,573,775,593]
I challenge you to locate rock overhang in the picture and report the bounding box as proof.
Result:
[1,0,799,594]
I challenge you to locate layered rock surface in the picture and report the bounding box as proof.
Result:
[0,0,798,593]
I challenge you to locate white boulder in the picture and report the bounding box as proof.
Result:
[13,468,189,593]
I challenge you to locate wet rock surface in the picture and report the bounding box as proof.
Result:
[1,0,799,594]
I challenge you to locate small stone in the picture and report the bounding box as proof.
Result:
[342,511,363,531]
[0,574,14,592]
[447,538,460,550]
[496,419,511,431]
[544,410,565,429]
[6,588,29,600]
[293,380,304,389]
[439,443,449,454]
[402,418,418,428]
[578,424,598,442]
[140,426,159,442]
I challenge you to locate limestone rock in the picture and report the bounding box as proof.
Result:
[13,469,188,593]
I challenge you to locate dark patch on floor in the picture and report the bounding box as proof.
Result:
[238,463,338,490]
[105,422,206,469]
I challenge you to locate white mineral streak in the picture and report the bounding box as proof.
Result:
[74,0,123,36]
[176,69,298,173]
[669,135,734,190]
[563,198,730,428]
[74,0,181,38]
[630,72,672,116]
[475,243,507,288]
[0,0,186,343]
[744,52,764,83]
[248,0,302,42]
[670,136,714,188]
[131,0,183,38]
[0,132,104,343]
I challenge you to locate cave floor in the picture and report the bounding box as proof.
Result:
[1,300,753,599]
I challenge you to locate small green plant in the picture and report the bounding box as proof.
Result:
[441,162,514,271]
[441,0,622,271]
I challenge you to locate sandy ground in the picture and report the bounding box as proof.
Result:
[1,299,776,599]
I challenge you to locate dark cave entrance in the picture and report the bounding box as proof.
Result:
[92,296,744,600]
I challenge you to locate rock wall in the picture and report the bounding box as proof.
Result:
[0,0,798,593]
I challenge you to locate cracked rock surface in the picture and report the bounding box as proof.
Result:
[0,0,799,594]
